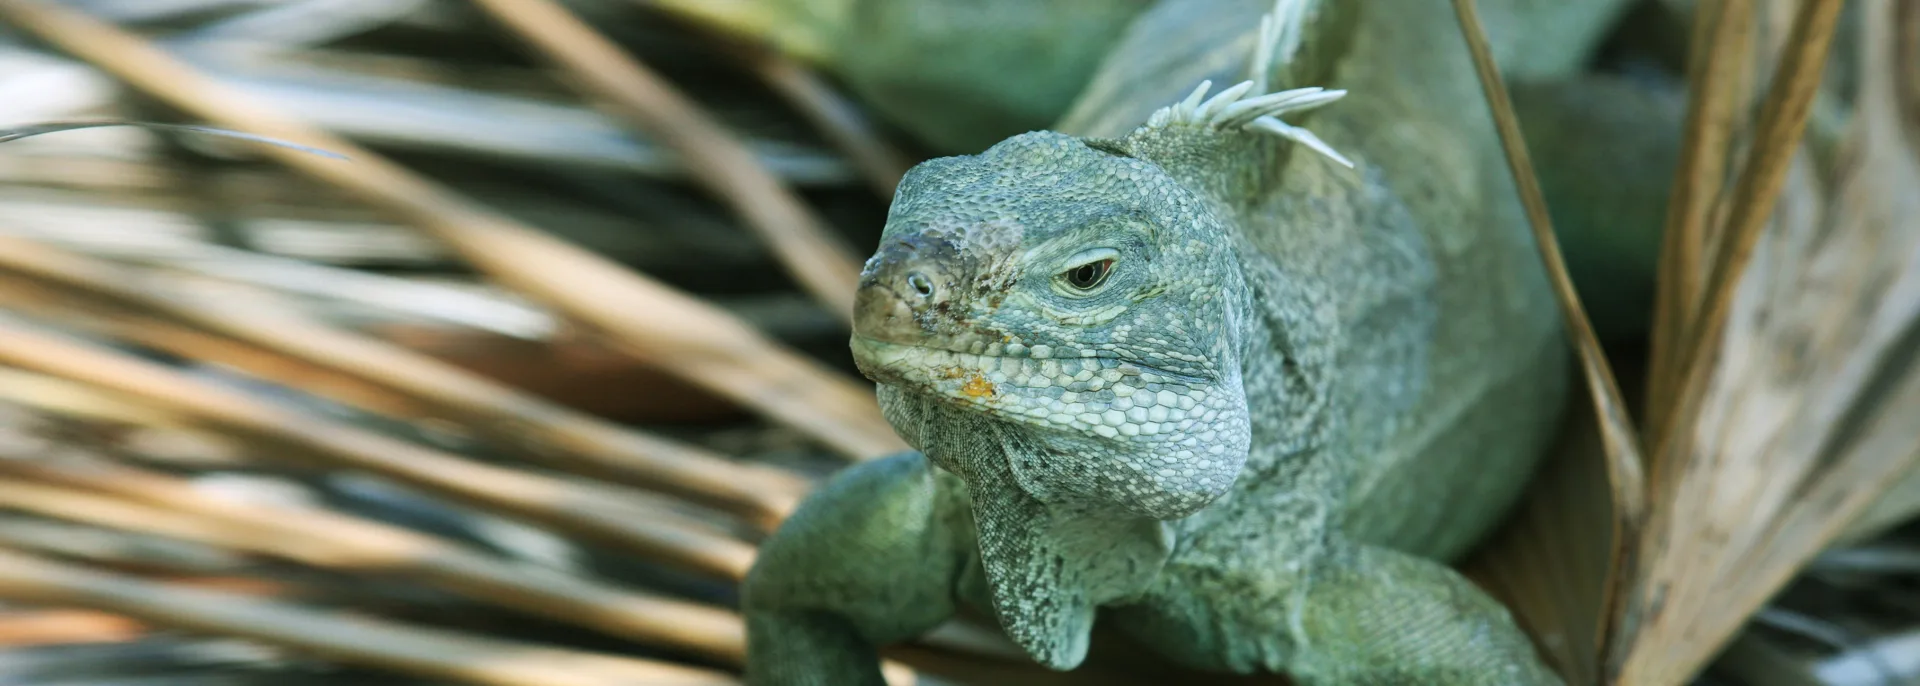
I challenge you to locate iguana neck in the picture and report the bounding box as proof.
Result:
[876,386,1174,670]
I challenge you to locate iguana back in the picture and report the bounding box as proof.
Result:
[735,0,1635,153]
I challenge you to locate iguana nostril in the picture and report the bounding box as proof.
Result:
[906,272,935,298]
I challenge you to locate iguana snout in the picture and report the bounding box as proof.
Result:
[852,232,967,346]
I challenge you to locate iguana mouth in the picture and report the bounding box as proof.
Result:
[851,336,1220,441]
[851,336,1211,385]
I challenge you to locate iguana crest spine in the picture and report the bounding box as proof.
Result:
[1136,0,1353,168]
[1142,79,1353,168]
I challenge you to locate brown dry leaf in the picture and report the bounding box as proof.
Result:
[472,0,865,322]
[0,457,749,664]
[0,0,907,461]
[1454,1,1920,685]
[1645,0,1755,431]
[0,317,759,580]
[0,608,146,648]
[1604,0,1920,682]
[0,232,809,526]
[745,49,913,197]
[0,546,740,686]
[1445,5,1649,683]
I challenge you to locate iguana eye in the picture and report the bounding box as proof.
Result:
[1055,248,1119,294]
[1065,260,1111,289]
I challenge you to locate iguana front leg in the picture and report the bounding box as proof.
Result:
[741,452,974,686]
[1116,493,1562,685]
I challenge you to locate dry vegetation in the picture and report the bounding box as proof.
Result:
[0,1,1910,685]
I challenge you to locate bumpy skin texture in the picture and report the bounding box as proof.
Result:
[744,1,1576,684]
[831,0,1157,153]
[760,0,1635,154]
[756,0,1156,153]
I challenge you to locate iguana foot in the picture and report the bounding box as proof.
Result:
[1118,535,1563,685]
[741,452,973,686]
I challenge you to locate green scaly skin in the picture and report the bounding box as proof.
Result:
[747,0,1157,153]
[744,0,1636,154]
[742,1,1594,684]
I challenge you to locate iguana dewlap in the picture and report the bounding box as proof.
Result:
[744,1,1575,684]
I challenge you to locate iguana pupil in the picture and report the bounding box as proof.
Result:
[1064,259,1112,290]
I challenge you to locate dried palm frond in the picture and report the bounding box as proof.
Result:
[0,546,741,686]
[1462,0,1920,684]
[1607,0,1920,681]
[0,0,905,461]
[473,0,865,321]
[0,2,1913,686]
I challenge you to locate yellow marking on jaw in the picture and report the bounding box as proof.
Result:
[962,374,997,398]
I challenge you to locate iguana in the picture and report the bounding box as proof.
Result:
[742,1,1583,684]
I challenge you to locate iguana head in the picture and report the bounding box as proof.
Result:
[851,130,1253,521]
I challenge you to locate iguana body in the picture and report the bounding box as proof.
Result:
[727,0,1636,153]
[744,1,1577,684]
